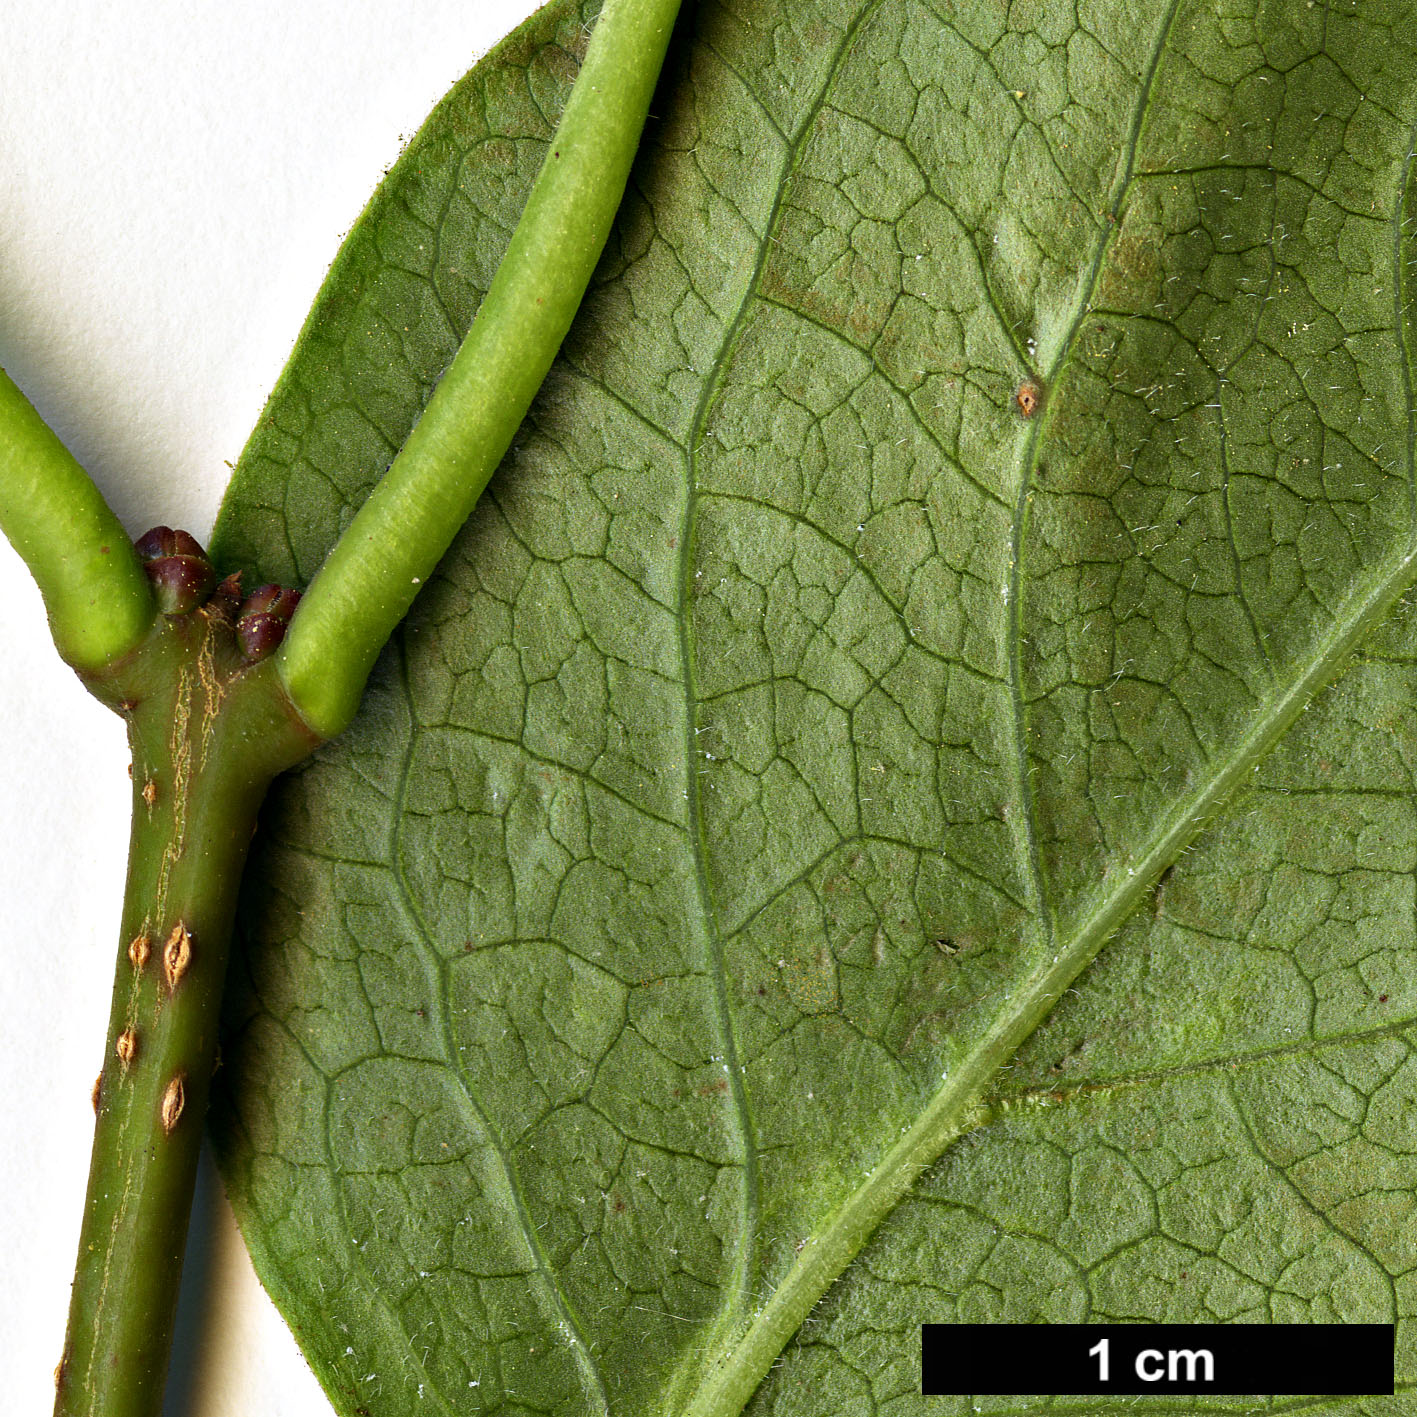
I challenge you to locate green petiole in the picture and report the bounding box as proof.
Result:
[279,0,682,739]
[0,368,154,673]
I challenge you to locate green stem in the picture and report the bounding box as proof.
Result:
[55,620,317,1417]
[0,368,153,672]
[277,0,682,738]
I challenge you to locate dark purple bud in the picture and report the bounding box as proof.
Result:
[134,526,169,561]
[134,526,206,561]
[236,585,302,661]
[133,525,216,613]
[207,571,244,624]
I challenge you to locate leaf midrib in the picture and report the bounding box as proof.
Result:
[663,0,896,1403]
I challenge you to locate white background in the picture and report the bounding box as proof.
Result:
[0,3,542,1412]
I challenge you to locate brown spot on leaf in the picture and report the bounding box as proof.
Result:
[142,779,158,808]
[1015,381,1042,417]
[116,1029,137,1066]
[91,1074,102,1113]
[128,934,151,971]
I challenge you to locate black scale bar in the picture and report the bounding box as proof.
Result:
[921,1323,1395,1396]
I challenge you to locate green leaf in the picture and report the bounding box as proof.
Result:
[211,0,1417,1412]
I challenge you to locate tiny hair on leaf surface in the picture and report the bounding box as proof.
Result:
[192,0,1417,1412]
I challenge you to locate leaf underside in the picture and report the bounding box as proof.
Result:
[211,0,1417,1413]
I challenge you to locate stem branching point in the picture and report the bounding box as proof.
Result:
[56,593,320,1417]
[14,3,685,1411]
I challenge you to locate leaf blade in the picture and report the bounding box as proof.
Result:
[214,0,1417,1412]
